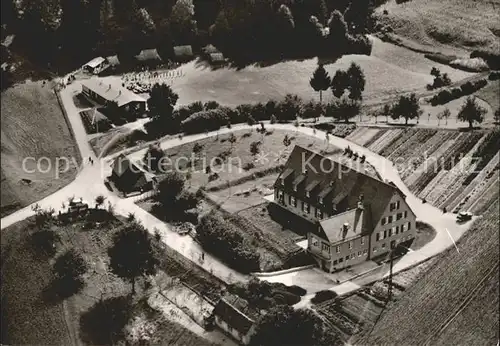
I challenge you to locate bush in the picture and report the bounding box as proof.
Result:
[181,109,229,134]
[489,71,500,80]
[311,290,338,304]
[460,81,475,95]
[471,50,500,70]
[196,213,260,273]
[287,285,307,296]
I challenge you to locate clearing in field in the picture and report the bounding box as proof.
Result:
[99,36,473,108]
[1,80,81,217]
[375,0,500,54]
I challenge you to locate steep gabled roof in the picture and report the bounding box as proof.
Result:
[112,154,142,177]
[319,206,372,243]
[214,293,257,335]
[275,145,399,227]
[84,57,106,68]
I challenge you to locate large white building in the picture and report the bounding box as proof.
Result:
[274,145,417,273]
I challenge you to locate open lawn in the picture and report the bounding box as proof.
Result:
[361,199,499,345]
[375,0,500,54]
[1,80,81,217]
[100,37,473,108]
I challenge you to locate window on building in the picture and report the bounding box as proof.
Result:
[383,230,387,239]
[349,241,353,249]
[291,196,297,207]
[388,215,393,223]
[304,203,310,213]
[288,195,291,205]
[358,251,362,257]
[333,260,338,265]
[316,209,323,219]
[390,202,397,211]
[339,258,344,263]
[397,212,403,220]
[408,221,412,230]
[388,228,393,237]
[351,253,355,259]
[312,237,319,247]
[306,191,310,198]
[373,247,377,253]
[382,243,386,249]
[376,233,380,241]
[336,245,341,253]
[322,243,330,252]
[404,210,408,218]
[361,236,365,245]
[319,197,324,204]
[363,249,368,255]
[396,226,400,234]
[345,256,349,261]
[381,217,387,225]
[401,223,406,232]
[396,201,400,209]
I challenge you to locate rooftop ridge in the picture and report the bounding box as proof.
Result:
[292,145,397,192]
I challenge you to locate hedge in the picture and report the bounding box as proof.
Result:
[181,109,230,134]
[430,79,488,106]
[196,213,260,273]
[311,290,338,304]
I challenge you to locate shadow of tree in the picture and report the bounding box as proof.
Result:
[42,277,85,305]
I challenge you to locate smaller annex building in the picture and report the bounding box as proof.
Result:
[212,292,260,345]
[274,145,417,273]
[82,57,110,75]
[110,154,155,194]
[81,79,147,115]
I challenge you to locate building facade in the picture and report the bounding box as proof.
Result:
[274,145,417,273]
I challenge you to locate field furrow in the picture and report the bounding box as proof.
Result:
[368,129,403,154]
[350,128,381,147]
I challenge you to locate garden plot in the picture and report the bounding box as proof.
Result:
[469,178,500,215]
[387,129,437,162]
[362,129,386,149]
[410,131,483,195]
[345,128,380,147]
[367,129,403,154]
[425,140,484,208]
[402,131,459,183]
[444,152,500,211]
[460,169,499,213]
[316,300,361,337]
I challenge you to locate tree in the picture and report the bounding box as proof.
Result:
[228,133,237,150]
[80,296,133,345]
[331,70,348,98]
[143,144,165,172]
[326,10,348,54]
[283,134,292,148]
[457,96,487,129]
[391,93,422,125]
[147,83,179,126]
[430,67,441,77]
[438,108,451,126]
[250,305,340,346]
[108,224,158,294]
[157,171,185,203]
[31,230,60,258]
[302,100,324,122]
[277,94,303,122]
[170,0,198,44]
[382,104,391,123]
[54,249,88,280]
[95,195,106,209]
[310,64,331,103]
[327,97,360,123]
[250,141,262,156]
[346,62,365,101]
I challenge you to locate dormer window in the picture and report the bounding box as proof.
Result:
[306,191,310,198]
[293,185,297,192]
[319,197,324,204]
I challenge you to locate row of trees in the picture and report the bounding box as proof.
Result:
[2,0,375,71]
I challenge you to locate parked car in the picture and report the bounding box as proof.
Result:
[456,211,472,223]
